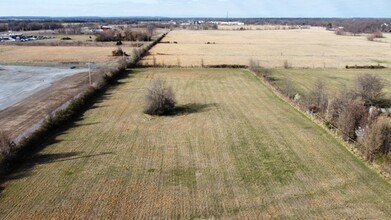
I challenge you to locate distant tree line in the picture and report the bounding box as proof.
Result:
[1,18,390,34]
[95,26,155,42]
[241,18,391,32]
[0,21,64,32]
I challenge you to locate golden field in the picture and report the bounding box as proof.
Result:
[142,28,391,68]
[1,68,390,219]
[0,45,136,64]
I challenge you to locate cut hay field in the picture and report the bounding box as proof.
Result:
[1,68,390,219]
[267,68,391,97]
[0,45,135,64]
[142,28,391,68]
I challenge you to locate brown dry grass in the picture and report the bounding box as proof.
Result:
[0,45,136,63]
[142,28,391,68]
[0,68,390,219]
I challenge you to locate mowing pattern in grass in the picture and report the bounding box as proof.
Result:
[0,68,390,219]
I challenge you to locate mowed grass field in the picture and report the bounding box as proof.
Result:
[142,28,391,68]
[1,68,391,218]
[268,68,391,97]
[0,45,136,64]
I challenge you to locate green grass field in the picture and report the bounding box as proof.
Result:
[268,68,391,98]
[0,68,390,218]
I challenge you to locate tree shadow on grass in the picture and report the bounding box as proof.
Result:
[166,103,218,116]
[0,151,113,194]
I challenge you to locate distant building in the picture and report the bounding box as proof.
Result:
[100,26,113,32]
[210,21,245,26]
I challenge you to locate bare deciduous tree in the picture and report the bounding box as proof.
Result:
[307,79,328,113]
[144,79,176,116]
[280,79,296,99]
[283,60,290,69]
[337,98,366,141]
[355,74,384,105]
[359,116,391,161]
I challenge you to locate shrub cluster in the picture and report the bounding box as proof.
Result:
[359,116,391,161]
[144,79,176,116]
[367,31,384,41]
[112,47,128,57]
[96,28,155,42]
[0,131,15,163]
[321,74,390,161]
[250,65,391,172]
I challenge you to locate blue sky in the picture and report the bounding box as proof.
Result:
[0,0,389,18]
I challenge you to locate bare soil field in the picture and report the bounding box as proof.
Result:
[0,45,135,64]
[1,68,390,219]
[0,65,88,111]
[142,28,391,68]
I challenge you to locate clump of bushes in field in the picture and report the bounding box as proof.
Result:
[144,79,176,116]
[367,31,384,41]
[0,131,15,163]
[95,27,155,42]
[334,29,347,36]
[248,59,270,78]
[306,79,329,114]
[112,47,129,57]
[359,116,391,161]
[283,60,291,69]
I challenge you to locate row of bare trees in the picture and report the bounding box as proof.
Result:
[95,27,155,42]
[249,59,390,166]
[304,74,391,161]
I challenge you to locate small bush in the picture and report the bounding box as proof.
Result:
[112,47,128,57]
[95,31,116,42]
[355,73,384,105]
[249,59,260,72]
[283,60,290,69]
[307,79,328,113]
[249,59,269,78]
[337,98,366,141]
[367,34,375,41]
[335,29,347,36]
[360,116,391,161]
[144,79,176,116]
[0,130,15,162]
[367,32,384,41]
[373,31,384,38]
[280,79,296,99]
